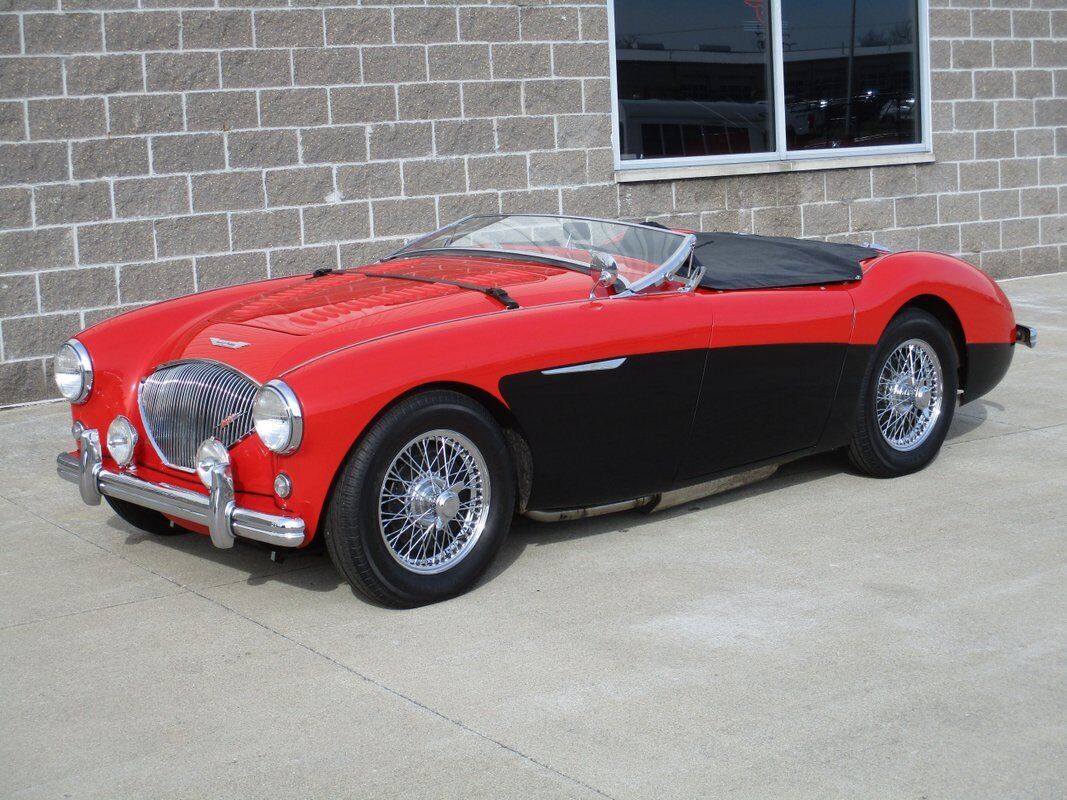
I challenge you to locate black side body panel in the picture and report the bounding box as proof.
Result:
[817,345,876,451]
[678,344,852,481]
[500,350,706,510]
[962,343,1014,404]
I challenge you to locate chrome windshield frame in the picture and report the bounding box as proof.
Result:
[383,214,696,295]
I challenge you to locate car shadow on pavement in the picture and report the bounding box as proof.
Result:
[482,450,847,586]
[111,519,343,591]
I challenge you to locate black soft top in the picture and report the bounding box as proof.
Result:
[692,232,876,290]
[641,224,878,291]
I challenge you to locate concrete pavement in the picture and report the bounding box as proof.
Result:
[1,273,1065,799]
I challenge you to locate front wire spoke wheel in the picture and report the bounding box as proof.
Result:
[876,338,944,452]
[379,429,491,574]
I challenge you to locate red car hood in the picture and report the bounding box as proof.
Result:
[129,256,592,380]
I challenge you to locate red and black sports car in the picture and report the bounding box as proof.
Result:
[55,214,1035,606]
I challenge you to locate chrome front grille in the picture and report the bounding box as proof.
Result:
[139,361,259,471]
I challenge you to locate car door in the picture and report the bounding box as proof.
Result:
[498,292,711,511]
[676,286,855,482]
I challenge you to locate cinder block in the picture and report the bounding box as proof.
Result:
[254,10,324,48]
[459,7,518,42]
[0,142,69,185]
[63,54,141,95]
[462,81,521,118]
[28,98,106,140]
[0,57,63,99]
[368,122,433,160]
[265,166,334,207]
[107,94,184,135]
[1,313,80,359]
[371,197,436,237]
[302,125,368,164]
[332,85,398,124]
[181,10,252,49]
[467,154,527,192]
[395,7,458,44]
[151,134,225,174]
[302,201,371,243]
[325,8,392,47]
[260,88,330,128]
[23,13,102,54]
[154,214,230,257]
[145,52,220,92]
[293,49,362,87]
[229,208,301,250]
[269,245,336,278]
[113,176,189,219]
[362,46,428,84]
[429,45,492,81]
[521,7,580,42]
[186,91,258,132]
[227,129,299,169]
[221,50,292,89]
[336,161,402,200]
[192,171,265,213]
[402,158,466,196]
[104,11,181,51]
[195,251,268,291]
[39,266,117,311]
[119,258,195,303]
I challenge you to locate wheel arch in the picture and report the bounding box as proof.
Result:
[324,380,534,520]
[891,294,969,392]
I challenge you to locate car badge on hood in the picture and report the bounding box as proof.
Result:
[209,337,250,349]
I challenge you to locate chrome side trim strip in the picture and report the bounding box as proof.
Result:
[521,465,779,523]
[541,357,626,375]
[57,445,305,548]
[523,495,655,522]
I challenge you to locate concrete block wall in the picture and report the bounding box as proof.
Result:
[0,0,1064,404]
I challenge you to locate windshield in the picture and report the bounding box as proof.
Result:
[387,214,693,291]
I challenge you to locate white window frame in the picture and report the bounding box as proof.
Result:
[607,0,933,181]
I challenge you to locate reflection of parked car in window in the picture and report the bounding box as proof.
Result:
[880,96,915,122]
[619,99,770,159]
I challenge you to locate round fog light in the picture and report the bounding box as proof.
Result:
[71,420,85,442]
[195,437,230,488]
[106,416,137,466]
[273,473,292,499]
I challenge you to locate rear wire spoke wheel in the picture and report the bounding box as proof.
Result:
[875,339,944,452]
[325,391,515,607]
[849,308,958,477]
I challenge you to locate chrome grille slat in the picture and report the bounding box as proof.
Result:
[139,361,259,471]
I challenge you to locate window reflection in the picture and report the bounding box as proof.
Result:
[614,0,775,160]
[781,0,921,150]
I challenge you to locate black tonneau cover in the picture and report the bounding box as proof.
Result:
[643,225,877,290]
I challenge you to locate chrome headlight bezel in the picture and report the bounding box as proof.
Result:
[54,339,93,404]
[252,380,303,455]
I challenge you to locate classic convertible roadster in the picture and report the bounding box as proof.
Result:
[55,214,1034,606]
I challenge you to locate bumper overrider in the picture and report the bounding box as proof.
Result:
[56,429,306,549]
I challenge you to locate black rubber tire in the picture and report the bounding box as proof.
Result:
[324,390,516,608]
[105,496,187,535]
[848,308,959,478]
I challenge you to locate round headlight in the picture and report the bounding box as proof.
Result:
[195,437,230,488]
[253,380,303,454]
[106,416,137,466]
[54,339,93,403]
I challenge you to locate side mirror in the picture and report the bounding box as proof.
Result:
[589,251,618,299]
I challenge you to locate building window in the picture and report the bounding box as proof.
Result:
[610,0,930,173]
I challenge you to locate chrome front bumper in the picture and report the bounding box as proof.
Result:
[57,429,305,549]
